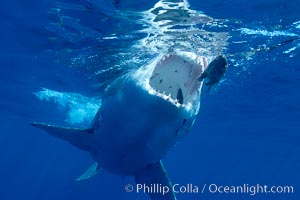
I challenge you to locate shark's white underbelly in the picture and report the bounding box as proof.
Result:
[91,78,193,175]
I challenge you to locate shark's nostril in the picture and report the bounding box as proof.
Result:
[176,88,184,104]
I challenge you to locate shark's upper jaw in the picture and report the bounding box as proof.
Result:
[147,52,207,109]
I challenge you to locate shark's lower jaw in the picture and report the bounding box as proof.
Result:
[134,52,206,111]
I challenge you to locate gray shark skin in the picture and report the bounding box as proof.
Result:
[31,52,209,200]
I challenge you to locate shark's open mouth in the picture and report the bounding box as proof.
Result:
[134,52,207,109]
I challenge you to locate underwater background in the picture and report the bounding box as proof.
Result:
[0,0,299,200]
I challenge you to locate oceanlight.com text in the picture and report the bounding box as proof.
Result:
[207,183,294,195]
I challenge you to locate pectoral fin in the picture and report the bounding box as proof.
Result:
[31,122,94,152]
[76,162,102,181]
[134,161,176,200]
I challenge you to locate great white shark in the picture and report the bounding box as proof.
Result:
[31,51,227,200]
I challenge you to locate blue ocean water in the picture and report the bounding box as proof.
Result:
[0,0,299,200]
